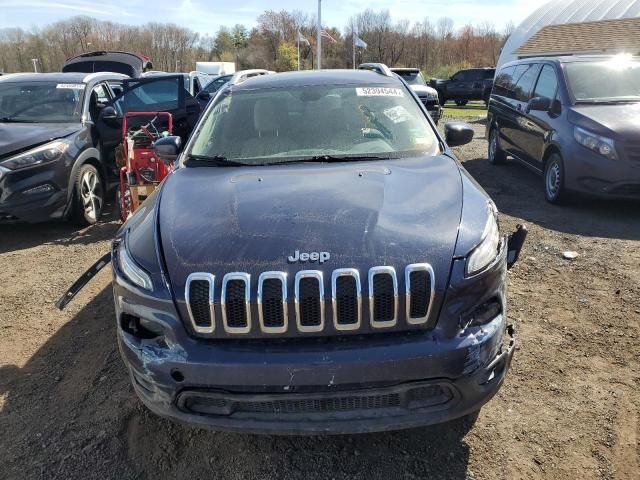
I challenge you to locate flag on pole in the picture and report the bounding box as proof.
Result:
[354,33,367,49]
[320,29,337,44]
[297,31,310,46]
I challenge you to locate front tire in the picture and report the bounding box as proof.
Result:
[73,164,104,226]
[544,153,569,204]
[488,127,507,165]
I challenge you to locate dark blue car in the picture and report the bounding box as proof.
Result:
[60,70,526,434]
[487,55,640,202]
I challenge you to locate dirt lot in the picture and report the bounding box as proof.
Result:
[1,120,638,480]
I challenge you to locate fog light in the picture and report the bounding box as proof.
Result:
[460,298,502,329]
[121,313,163,339]
[23,184,54,195]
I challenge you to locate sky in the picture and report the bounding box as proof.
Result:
[0,0,551,35]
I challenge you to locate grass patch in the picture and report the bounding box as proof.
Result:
[441,101,487,120]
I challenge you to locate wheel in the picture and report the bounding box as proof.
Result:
[438,92,445,106]
[73,164,104,225]
[544,153,569,204]
[483,91,491,106]
[488,127,507,165]
[455,100,468,107]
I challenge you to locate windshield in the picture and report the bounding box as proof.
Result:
[0,81,84,123]
[395,71,427,86]
[565,58,640,102]
[204,75,232,94]
[189,84,439,165]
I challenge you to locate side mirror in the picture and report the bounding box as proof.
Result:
[527,96,552,113]
[154,136,182,166]
[101,106,119,125]
[197,91,210,102]
[444,122,474,147]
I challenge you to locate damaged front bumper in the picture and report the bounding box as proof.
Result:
[114,270,516,435]
[56,224,526,435]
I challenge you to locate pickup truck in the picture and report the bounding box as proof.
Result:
[430,68,495,106]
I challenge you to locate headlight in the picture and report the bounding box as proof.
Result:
[422,91,438,100]
[573,127,617,160]
[116,232,153,290]
[466,203,501,277]
[0,140,70,170]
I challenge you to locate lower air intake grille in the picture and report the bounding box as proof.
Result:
[261,279,285,328]
[409,270,430,318]
[298,277,322,327]
[335,275,358,325]
[189,280,212,327]
[177,382,453,421]
[225,279,248,328]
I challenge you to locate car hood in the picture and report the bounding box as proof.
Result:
[0,123,82,159]
[159,155,464,302]
[569,103,640,139]
[410,85,438,96]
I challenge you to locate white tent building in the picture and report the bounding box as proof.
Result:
[498,0,640,67]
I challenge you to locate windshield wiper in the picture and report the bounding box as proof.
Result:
[186,154,250,167]
[0,117,35,123]
[281,154,394,164]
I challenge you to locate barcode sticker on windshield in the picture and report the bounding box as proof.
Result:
[356,87,403,97]
[56,83,86,90]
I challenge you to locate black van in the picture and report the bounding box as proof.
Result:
[487,55,640,203]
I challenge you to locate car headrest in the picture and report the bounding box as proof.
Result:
[254,99,279,136]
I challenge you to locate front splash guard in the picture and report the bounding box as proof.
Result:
[55,252,112,310]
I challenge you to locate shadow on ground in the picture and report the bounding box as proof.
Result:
[462,157,640,241]
[1,285,474,480]
[0,201,119,255]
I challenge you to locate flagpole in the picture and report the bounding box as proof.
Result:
[316,0,322,70]
[352,29,356,69]
[297,35,300,71]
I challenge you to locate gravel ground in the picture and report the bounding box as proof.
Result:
[0,120,638,479]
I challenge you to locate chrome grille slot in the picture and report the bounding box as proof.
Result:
[405,264,435,325]
[331,269,361,331]
[258,272,288,334]
[185,273,215,334]
[295,271,324,332]
[221,273,251,334]
[368,267,398,328]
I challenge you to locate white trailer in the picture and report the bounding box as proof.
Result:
[195,62,236,76]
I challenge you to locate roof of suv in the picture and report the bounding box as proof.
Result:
[233,70,401,90]
[0,72,128,83]
[0,72,87,83]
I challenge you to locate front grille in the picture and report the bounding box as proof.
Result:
[184,264,435,337]
[177,382,453,420]
[369,267,398,328]
[296,272,324,331]
[419,97,440,109]
[185,273,215,334]
[221,273,251,333]
[258,272,287,333]
[405,264,434,325]
[332,269,361,330]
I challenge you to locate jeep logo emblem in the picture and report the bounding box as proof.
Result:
[287,250,330,264]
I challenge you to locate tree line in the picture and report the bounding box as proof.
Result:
[0,10,514,78]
